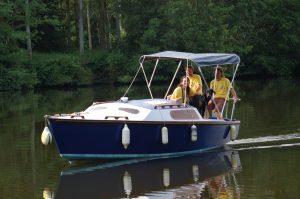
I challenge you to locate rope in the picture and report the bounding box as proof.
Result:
[122,66,141,97]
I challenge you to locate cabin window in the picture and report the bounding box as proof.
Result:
[170,109,199,120]
[119,107,139,114]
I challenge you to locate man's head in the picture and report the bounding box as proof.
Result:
[185,65,194,76]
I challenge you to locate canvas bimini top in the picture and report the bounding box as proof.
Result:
[140,51,240,67]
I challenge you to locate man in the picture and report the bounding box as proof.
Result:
[185,65,204,114]
[186,65,202,96]
[208,66,239,117]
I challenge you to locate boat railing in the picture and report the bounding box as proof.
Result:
[122,51,241,120]
[224,98,240,120]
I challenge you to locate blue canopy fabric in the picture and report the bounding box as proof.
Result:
[140,51,240,67]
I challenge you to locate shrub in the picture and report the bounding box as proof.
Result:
[33,53,92,87]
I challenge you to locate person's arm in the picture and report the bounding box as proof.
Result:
[194,75,202,94]
[230,87,240,102]
[170,95,182,101]
[170,87,182,102]
[226,78,239,102]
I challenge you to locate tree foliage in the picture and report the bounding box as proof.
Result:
[0,0,299,90]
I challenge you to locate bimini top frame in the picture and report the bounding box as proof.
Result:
[140,51,240,67]
[123,51,240,119]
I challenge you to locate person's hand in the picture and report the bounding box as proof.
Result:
[233,96,241,102]
[195,84,200,91]
[174,97,182,101]
[169,96,182,101]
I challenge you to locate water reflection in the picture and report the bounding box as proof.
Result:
[51,147,241,199]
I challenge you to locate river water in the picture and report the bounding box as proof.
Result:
[0,77,299,199]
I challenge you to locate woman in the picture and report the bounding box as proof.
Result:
[208,67,239,116]
[170,76,194,103]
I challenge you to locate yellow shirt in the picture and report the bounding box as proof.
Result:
[210,77,231,99]
[188,74,202,96]
[170,87,194,103]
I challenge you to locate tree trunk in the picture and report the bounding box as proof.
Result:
[116,13,122,40]
[105,0,111,48]
[74,0,79,50]
[25,0,32,58]
[86,0,92,50]
[96,0,110,49]
[65,0,71,47]
[78,0,84,54]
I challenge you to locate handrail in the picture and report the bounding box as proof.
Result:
[154,104,187,109]
[70,114,85,119]
[104,116,129,120]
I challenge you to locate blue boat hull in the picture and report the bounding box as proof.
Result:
[48,118,240,160]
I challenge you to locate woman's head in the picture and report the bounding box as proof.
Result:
[180,76,190,87]
[215,67,225,79]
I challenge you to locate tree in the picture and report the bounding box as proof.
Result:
[95,0,110,49]
[25,0,32,58]
[86,0,92,50]
[78,0,84,54]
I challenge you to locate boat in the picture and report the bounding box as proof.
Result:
[44,147,241,199]
[41,51,241,160]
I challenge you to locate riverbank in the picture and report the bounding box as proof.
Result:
[0,50,299,91]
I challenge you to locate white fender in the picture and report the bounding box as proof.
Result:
[192,165,199,182]
[191,125,197,142]
[43,188,54,199]
[122,124,130,149]
[231,151,240,169]
[123,171,132,197]
[161,127,168,144]
[163,168,170,188]
[230,125,237,141]
[41,127,52,145]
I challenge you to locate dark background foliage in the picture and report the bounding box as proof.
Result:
[0,0,299,90]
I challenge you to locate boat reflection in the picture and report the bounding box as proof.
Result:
[51,147,241,199]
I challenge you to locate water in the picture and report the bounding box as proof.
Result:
[0,77,300,198]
